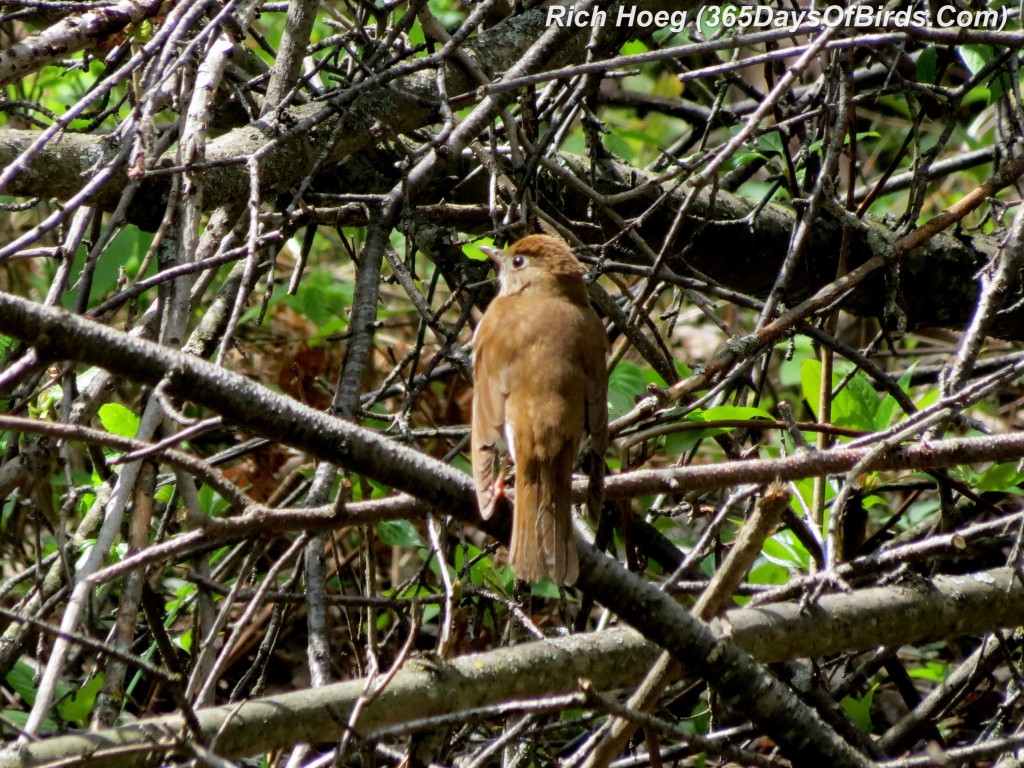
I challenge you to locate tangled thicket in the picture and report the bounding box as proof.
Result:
[2,1,1024,766]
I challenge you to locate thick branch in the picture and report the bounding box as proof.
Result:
[4,568,1020,768]
[5,290,1024,534]
[0,0,164,87]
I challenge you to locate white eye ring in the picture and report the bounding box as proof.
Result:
[512,255,525,268]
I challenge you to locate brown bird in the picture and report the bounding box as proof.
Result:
[471,234,608,584]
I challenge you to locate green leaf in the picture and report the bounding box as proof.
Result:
[800,358,823,417]
[989,71,1011,104]
[975,462,1024,493]
[198,485,228,517]
[803,359,878,432]
[603,132,634,161]
[874,366,914,430]
[917,45,937,84]
[57,673,104,723]
[961,84,992,108]
[916,387,940,410]
[426,0,463,27]
[959,44,993,77]
[6,659,39,705]
[756,131,785,156]
[377,520,424,547]
[0,333,14,358]
[62,229,152,309]
[700,405,774,422]
[841,686,876,732]
[661,405,774,454]
[422,603,442,624]
[908,661,949,683]
[531,577,563,599]
[407,19,425,48]
[5,660,84,732]
[463,238,494,262]
[2,709,59,737]
[98,403,140,438]
[620,39,649,56]
[177,628,193,653]
[663,427,706,457]
[839,374,878,431]
[730,150,768,169]
[748,561,790,586]
[129,18,155,43]
[284,268,354,330]
[738,562,790,605]
[608,361,647,419]
[762,529,811,571]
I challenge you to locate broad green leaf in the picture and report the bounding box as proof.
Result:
[98,403,139,438]
[762,529,811,571]
[961,84,992,108]
[701,405,774,422]
[531,577,563,599]
[6,659,39,705]
[377,520,424,547]
[959,44,993,77]
[975,462,1024,493]
[989,71,1011,103]
[916,388,940,410]
[603,132,637,161]
[757,131,785,156]
[464,238,495,262]
[748,561,790,586]
[426,0,462,27]
[177,628,193,653]
[284,269,353,330]
[841,686,876,732]
[2,709,59,736]
[730,150,768,169]
[422,603,442,623]
[608,361,647,419]
[917,45,937,84]
[800,358,823,418]
[661,405,774,454]
[407,19,425,48]
[57,673,104,723]
[663,427,706,457]
[837,374,878,431]
[908,661,949,683]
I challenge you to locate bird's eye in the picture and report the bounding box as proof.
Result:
[512,255,525,268]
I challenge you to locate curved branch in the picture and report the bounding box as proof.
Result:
[6,568,1021,768]
[0,0,164,87]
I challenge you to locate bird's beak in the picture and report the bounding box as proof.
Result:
[479,245,503,265]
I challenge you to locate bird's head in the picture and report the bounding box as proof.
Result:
[480,234,587,297]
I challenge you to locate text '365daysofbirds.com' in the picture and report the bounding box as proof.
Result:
[545,4,1008,33]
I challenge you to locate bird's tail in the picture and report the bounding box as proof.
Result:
[509,447,578,584]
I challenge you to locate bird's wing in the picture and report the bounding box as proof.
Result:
[471,313,509,519]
